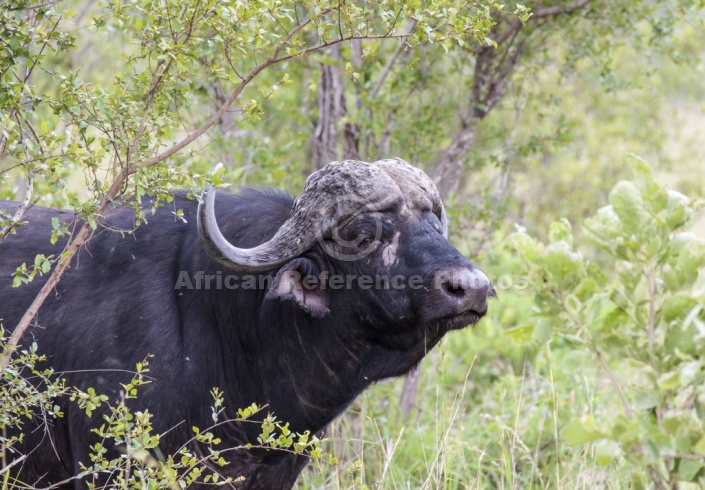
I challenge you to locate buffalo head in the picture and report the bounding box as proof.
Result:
[198,158,494,372]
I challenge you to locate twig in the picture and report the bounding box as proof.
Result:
[0,175,126,373]
[369,19,417,100]
[0,171,36,242]
[491,0,593,47]
[139,9,330,170]
[593,347,633,419]
[0,454,27,476]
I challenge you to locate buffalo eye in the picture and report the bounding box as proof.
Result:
[358,236,374,247]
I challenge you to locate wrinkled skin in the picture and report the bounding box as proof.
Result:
[0,166,492,489]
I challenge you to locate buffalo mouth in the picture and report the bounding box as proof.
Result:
[435,308,487,333]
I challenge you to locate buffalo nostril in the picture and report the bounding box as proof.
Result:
[436,268,491,314]
[443,278,467,297]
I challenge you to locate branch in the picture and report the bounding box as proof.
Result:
[138,32,410,170]
[532,0,593,19]
[0,171,36,242]
[0,8,418,372]
[559,293,633,420]
[0,175,126,373]
[491,0,593,47]
[479,40,526,117]
[6,0,62,10]
[139,9,329,170]
[594,347,633,419]
[369,19,417,100]
[0,454,27,476]
[0,16,62,157]
[431,0,592,194]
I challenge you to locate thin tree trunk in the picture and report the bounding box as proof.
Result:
[398,365,422,420]
[213,81,241,170]
[313,45,349,170]
[343,40,362,160]
[431,126,477,197]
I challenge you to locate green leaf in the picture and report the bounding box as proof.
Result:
[609,181,645,236]
[543,241,584,287]
[662,294,697,323]
[504,325,533,343]
[629,155,668,211]
[679,361,703,386]
[584,206,622,245]
[594,439,621,466]
[632,388,659,410]
[677,459,703,482]
[548,219,573,244]
[559,350,592,375]
[693,434,705,455]
[658,370,681,390]
[562,416,603,445]
[532,318,553,345]
[509,229,544,262]
[665,190,690,229]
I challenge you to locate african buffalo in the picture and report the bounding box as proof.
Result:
[0,158,493,488]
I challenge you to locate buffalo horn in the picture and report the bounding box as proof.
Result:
[198,159,447,272]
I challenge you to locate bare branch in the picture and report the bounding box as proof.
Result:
[532,0,593,19]
[138,9,330,170]
[0,174,126,373]
[0,453,27,476]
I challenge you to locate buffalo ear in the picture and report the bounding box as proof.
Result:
[267,258,329,318]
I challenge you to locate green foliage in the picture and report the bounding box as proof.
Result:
[0,330,67,458]
[0,0,509,202]
[1,0,516,486]
[511,159,705,486]
[11,253,55,287]
[0,350,330,488]
[71,374,329,489]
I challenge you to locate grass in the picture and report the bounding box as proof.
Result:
[294,310,630,490]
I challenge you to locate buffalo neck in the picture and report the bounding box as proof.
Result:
[176,272,375,437]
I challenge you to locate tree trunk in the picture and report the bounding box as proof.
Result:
[344,40,362,160]
[398,365,422,421]
[431,36,525,197]
[212,81,240,171]
[313,45,358,170]
[431,125,477,197]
